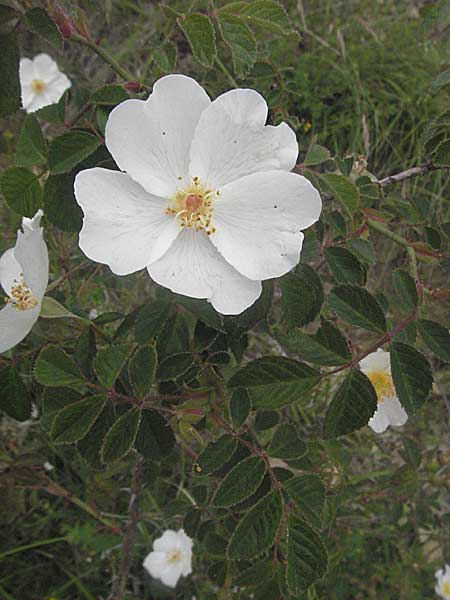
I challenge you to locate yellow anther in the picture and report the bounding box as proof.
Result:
[31,79,46,94]
[7,277,39,311]
[367,370,395,402]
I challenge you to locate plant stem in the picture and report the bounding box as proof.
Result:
[215,55,238,88]
[70,32,137,83]
[377,162,441,186]
[0,537,67,561]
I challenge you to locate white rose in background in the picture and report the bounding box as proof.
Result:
[0,210,48,353]
[143,528,193,588]
[74,74,322,314]
[19,53,71,113]
[359,348,408,433]
[436,564,450,599]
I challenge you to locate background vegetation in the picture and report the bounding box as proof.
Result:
[0,0,449,599]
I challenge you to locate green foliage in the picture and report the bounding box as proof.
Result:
[93,344,133,388]
[390,343,433,414]
[0,31,20,117]
[268,424,307,460]
[417,319,450,362]
[227,491,283,559]
[35,346,85,388]
[48,131,102,174]
[327,285,387,333]
[23,8,62,49]
[0,366,31,421]
[100,408,141,463]
[284,474,325,529]
[323,369,378,438]
[280,264,324,327]
[212,456,266,507]
[51,395,106,444]
[43,174,82,232]
[194,435,237,476]
[178,14,216,67]
[15,115,47,167]
[0,167,42,217]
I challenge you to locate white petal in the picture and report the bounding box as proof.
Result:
[0,249,22,297]
[189,88,298,188]
[14,218,49,300]
[147,229,262,315]
[105,74,211,197]
[19,58,36,85]
[33,53,60,81]
[22,209,44,232]
[359,348,391,375]
[143,551,167,578]
[153,530,180,553]
[368,404,390,433]
[210,170,321,280]
[159,563,184,588]
[0,304,40,354]
[45,72,71,104]
[75,168,180,276]
[382,397,408,427]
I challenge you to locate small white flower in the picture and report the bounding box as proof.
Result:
[143,528,193,588]
[43,461,54,471]
[20,53,71,113]
[88,308,98,320]
[359,348,408,433]
[0,210,49,353]
[74,74,322,315]
[436,565,450,599]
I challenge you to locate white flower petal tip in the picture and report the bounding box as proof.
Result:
[20,54,71,114]
[75,75,322,314]
[0,210,49,353]
[143,528,193,588]
[359,348,408,433]
[435,564,450,599]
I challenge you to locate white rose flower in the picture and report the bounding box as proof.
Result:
[74,74,322,314]
[20,53,71,113]
[0,210,49,353]
[436,564,450,599]
[359,348,408,433]
[143,528,193,588]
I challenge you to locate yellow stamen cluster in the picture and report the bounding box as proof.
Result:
[442,582,450,596]
[166,176,218,235]
[7,276,38,311]
[31,79,46,94]
[166,550,181,563]
[367,370,395,403]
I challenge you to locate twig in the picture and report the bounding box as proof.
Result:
[108,455,144,600]
[214,55,238,88]
[377,162,441,186]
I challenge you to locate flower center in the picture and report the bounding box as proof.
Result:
[166,550,181,563]
[31,79,46,94]
[6,276,39,311]
[367,370,395,402]
[166,176,219,235]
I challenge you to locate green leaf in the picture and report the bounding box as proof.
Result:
[178,13,217,67]
[417,319,450,362]
[0,167,42,217]
[240,0,293,35]
[0,366,31,421]
[346,239,375,265]
[94,344,134,388]
[230,388,251,427]
[327,284,387,333]
[278,319,351,366]
[0,5,20,23]
[194,434,237,476]
[280,264,324,328]
[284,474,325,529]
[320,173,359,216]
[48,131,101,174]
[434,138,450,166]
[156,352,194,381]
[286,515,328,595]
[134,300,172,345]
[393,270,418,312]
[153,41,178,72]
[35,346,85,388]
[43,174,83,232]
[15,115,47,167]
[75,327,96,380]
[101,408,141,463]
[390,342,433,414]
[323,369,377,438]
[324,247,366,286]
[212,456,267,507]
[229,357,319,410]
[40,296,79,319]
[77,404,115,466]
[51,395,106,444]
[217,13,257,78]
[135,410,175,459]
[175,295,223,330]
[90,85,128,105]
[304,144,331,166]
[430,67,450,91]
[128,346,156,398]
[268,424,307,460]
[24,8,62,49]
[0,31,20,117]
[227,491,283,559]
